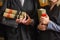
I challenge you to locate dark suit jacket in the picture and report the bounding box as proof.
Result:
[0,0,8,37]
[0,0,38,40]
[37,3,60,40]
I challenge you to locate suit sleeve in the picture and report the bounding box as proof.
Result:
[47,21,60,32]
[0,0,8,22]
[47,6,60,32]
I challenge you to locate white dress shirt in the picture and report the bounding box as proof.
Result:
[20,0,24,6]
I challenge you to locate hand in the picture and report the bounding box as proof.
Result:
[37,23,47,31]
[16,18,23,23]
[22,14,33,25]
[50,0,58,3]
[16,14,33,25]
[40,14,50,25]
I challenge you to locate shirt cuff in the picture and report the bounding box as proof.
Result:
[47,21,53,30]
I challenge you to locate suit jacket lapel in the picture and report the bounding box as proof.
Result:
[15,0,22,9]
[15,0,28,10]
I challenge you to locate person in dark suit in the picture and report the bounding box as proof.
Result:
[0,0,38,40]
[37,0,60,40]
[0,0,8,37]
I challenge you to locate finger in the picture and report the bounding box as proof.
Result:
[25,14,31,23]
[24,19,30,23]
[22,15,28,23]
[22,16,26,21]
[39,25,46,31]
[16,19,20,23]
[22,19,26,24]
[40,17,44,22]
[19,18,23,23]
[26,14,30,19]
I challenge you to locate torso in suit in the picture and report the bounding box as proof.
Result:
[4,0,38,40]
[37,4,60,40]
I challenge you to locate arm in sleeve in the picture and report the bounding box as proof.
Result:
[47,21,60,32]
